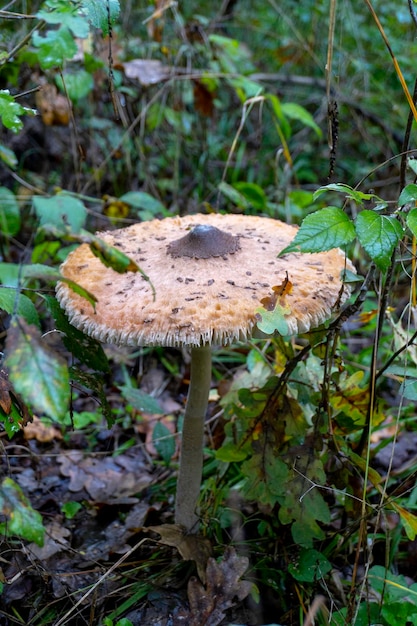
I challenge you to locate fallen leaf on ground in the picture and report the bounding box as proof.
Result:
[186,547,252,626]
[27,520,71,560]
[23,415,62,442]
[57,450,153,503]
[147,524,213,582]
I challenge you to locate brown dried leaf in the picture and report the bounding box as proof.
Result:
[27,521,71,560]
[122,59,171,86]
[57,451,153,503]
[186,547,252,626]
[0,369,13,414]
[23,416,62,442]
[260,274,293,311]
[193,80,215,117]
[0,368,32,427]
[35,84,71,126]
[147,524,213,582]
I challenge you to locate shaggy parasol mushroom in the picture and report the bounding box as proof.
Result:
[56,213,355,532]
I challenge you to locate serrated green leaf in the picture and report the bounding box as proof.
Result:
[32,193,87,232]
[80,0,120,34]
[36,0,90,37]
[407,208,417,237]
[152,421,176,464]
[44,294,109,372]
[280,207,355,254]
[0,288,40,326]
[399,184,417,206]
[121,386,163,414]
[5,318,70,420]
[32,26,78,69]
[0,186,20,236]
[281,102,322,137]
[0,90,35,133]
[0,477,44,546]
[313,183,381,205]
[355,211,403,271]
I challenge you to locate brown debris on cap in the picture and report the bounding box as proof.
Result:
[56,213,355,348]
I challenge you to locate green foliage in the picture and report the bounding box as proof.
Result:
[33,193,88,232]
[61,500,82,519]
[281,182,409,272]
[2,0,417,623]
[5,318,70,420]
[0,186,21,236]
[0,288,40,326]
[0,477,45,546]
[0,90,36,132]
[281,206,356,254]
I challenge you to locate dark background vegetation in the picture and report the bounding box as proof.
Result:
[2,1,417,625]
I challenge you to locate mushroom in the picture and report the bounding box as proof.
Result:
[56,213,355,532]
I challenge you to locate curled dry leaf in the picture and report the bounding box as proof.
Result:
[57,450,154,504]
[35,84,71,126]
[183,547,252,626]
[23,415,62,443]
[147,524,213,582]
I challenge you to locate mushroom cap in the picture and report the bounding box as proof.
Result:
[56,213,355,347]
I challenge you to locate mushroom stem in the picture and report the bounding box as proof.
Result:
[175,344,212,532]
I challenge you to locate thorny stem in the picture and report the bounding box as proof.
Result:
[175,344,212,532]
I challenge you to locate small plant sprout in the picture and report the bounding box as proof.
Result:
[56,213,354,532]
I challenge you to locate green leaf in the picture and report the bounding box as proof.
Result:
[36,0,90,37]
[121,387,163,414]
[152,421,176,464]
[407,208,417,237]
[218,181,250,209]
[0,143,18,168]
[0,288,40,326]
[288,548,332,582]
[0,90,36,133]
[215,442,248,462]
[355,211,403,271]
[5,318,70,420]
[0,477,45,546]
[80,0,120,34]
[313,183,382,205]
[32,26,78,69]
[391,503,417,541]
[61,501,82,519]
[32,193,87,232]
[56,70,94,102]
[119,191,169,217]
[89,238,141,273]
[44,294,109,372]
[242,449,289,505]
[280,207,356,254]
[281,102,322,137]
[0,186,20,236]
[399,184,417,206]
[255,303,291,336]
[233,182,267,210]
